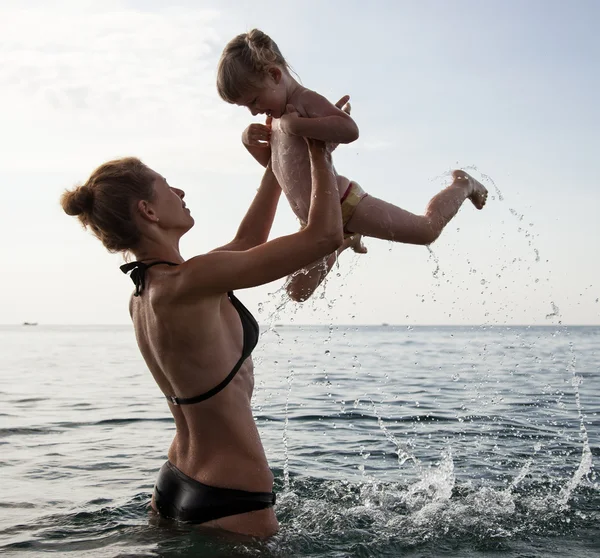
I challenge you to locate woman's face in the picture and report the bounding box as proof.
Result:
[147,170,194,232]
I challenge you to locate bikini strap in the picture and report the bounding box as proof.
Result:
[120,260,178,296]
[166,292,259,406]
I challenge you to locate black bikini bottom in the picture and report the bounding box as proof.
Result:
[153,461,276,524]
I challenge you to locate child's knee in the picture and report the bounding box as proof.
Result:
[286,282,310,303]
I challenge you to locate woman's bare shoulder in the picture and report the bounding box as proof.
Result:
[148,258,227,309]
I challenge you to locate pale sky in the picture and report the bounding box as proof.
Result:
[1,0,598,325]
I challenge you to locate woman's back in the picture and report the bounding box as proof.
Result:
[129,263,273,491]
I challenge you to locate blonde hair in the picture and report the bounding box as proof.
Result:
[60,157,155,253]
[217,29,291,103]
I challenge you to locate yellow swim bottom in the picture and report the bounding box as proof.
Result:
[299,181,368,239]
[340,181,368,237]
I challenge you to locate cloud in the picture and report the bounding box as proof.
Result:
[0,1,261,174]
[0,3,221,111]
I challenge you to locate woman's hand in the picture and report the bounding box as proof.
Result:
[304,136,331,158]
[280,96,351,137]
[242,116,272,167]
[242,116,272,148]
[280,95,357,144]
[279,104,301,136]
[328,95,351,152]
[334,95,351,114]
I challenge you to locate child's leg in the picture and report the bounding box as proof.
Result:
[345,171,488,245]
[286,235,366,302]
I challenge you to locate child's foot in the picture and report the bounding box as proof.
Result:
[452,170,488,209]
[348,234,367,254]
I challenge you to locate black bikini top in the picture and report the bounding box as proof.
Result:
[120,260,260,406]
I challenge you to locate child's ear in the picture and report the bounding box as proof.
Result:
[268,66,282,85]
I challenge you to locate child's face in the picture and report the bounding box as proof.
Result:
[236,68,287,119]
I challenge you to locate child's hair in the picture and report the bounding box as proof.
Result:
[217,29,291,104]
[60,157,155,254]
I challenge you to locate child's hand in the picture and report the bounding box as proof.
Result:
[328,95,352,152]
[280,104,301,136]
[334,95,351,115]
[242,116,272,148]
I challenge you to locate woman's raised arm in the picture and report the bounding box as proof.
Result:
[172,139,344,298]
[213,164,282,253]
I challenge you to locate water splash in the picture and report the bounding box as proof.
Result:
[557,338,593,506]
[282,368,294,491]
[423,167,593,508]
[426,245,443,283]
[478,169,504,202]
[258,165,595,555]
[545,301,561,321]
[463,165,541,268]
[269,461,598,557]
[403,449,455,510]
[371,401,420,470]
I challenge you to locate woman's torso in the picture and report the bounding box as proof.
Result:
[129,265,273,492]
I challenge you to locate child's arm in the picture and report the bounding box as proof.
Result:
[280,90,359,144]
[242,116,272,168]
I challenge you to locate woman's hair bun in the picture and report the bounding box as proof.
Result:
[61,184,94,216]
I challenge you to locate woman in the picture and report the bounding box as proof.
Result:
[60,136,343,538]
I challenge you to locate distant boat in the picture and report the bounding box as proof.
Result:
[22,322,38,326]
[381,323,389,327]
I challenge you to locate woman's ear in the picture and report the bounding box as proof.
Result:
[137,199,159,223]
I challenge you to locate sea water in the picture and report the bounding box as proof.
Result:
[1,324,598,557]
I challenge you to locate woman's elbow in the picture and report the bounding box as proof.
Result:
[319,229,344,254]
[304,224,343,256]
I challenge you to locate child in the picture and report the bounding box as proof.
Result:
[217,29,487,300]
